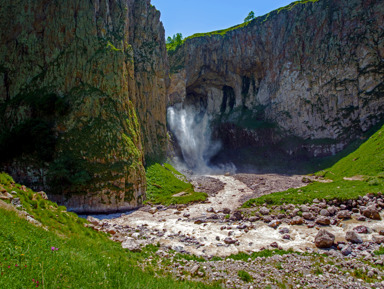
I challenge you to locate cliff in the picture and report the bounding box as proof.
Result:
[0,0,169,213]
[168,0,384,168]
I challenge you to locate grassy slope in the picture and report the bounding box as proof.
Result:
[145,163,207,206]
[0,173,216,289]
[244,124,384,207]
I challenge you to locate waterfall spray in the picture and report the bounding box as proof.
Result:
[167,106,222,174]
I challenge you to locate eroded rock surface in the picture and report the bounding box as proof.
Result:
[168,0,384,165]
[0,0,169,213]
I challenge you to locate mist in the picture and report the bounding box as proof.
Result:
[167,106,236,175]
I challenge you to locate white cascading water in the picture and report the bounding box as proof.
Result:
[167,106,222,174]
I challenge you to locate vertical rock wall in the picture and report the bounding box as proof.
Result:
[169,0,384,164]
[0,0,169,213]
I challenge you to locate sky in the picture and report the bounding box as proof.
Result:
[151,0,297,38]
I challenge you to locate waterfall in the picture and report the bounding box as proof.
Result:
[167,106,222,174]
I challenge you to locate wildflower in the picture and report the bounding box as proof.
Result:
[15,264,18,267]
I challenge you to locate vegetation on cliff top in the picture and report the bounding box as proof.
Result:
[243,123,384,207]
[182,0,320,42]
[0,173,217,289]
[145,163,208,205]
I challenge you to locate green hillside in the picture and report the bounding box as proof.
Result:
[244,124,384,207]
[0,173,217,289]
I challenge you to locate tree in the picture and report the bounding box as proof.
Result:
[244,11,255,23]
[166,33,183,51]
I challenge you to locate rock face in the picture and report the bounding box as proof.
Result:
[0,0,169,213]
[168,0,384,167]
[315,229,335,248]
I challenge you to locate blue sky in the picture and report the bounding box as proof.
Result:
[151,0,297,38]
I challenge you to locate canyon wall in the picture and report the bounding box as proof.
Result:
[169,0,384,168]
[0,0,169,213]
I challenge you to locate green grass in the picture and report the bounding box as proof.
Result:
[182,0,319,42]
[145,163,208,206]
[0,173,218,289]
[243,124,384,207]
[238,270,253,282]
[228,249,294,261]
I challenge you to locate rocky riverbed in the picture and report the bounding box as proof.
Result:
[85,174,384,288]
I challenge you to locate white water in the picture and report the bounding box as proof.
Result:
[167,106,223,174]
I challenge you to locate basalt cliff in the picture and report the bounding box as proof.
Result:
[168,0,384,170]
[0,0,169,213]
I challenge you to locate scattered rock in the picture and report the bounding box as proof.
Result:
[315,229,335,248]
[224,237,236,245]
[183,212,190,218]
[315,216,331,226]
[345,231,363,244]
[122,238,141,252]
[37,191,48,200]
[337,210,352,219]
[11,198,22,208]
[353,226,370,234]
[259,207,270,215]
[270,242,279,248]
[360,206,381,220]
[341,245,352,256]
[190,265,200,276]
[222,208,231,214]
[279,228,290,234]
[302,212,315,221]
[27,216,42,227]
[372,235,384,244]
[290,216,303,225]
[320,209,330,217]
[149,207,158,214]
[282,234,291,240]
[268,220,281,229]
[0,192,13,200]
[194,219,205,225]
[87,216,100,226]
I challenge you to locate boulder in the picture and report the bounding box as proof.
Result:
[87,216,100,226]
[279,227,290,234]
[149,207,158,214]
[315,216,331,226]
[11,198,22,208]
[259,207,270,215]
[341,245,352,256]
[268,220,281,229]
[194,219,205,225]
[190,265,200,276]
[360,206,381,220]
[302,212,315,221]
[353,225,370,234]
[37,191,48,200]
[320,209,330,217]
[0,192,13,200]
[224,237,237,245]
[290,216,303,225]
[372,234,384,244]
[300,205,310,212]
[122,238,141,252]
[222,208,231,214]
[314,229,335,248]
[337,210,352,219]
[345,231,363,244]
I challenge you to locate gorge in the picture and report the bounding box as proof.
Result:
[1,0,384,288]
[0,0,383,212]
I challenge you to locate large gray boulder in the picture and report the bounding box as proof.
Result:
[315,229,335,248]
